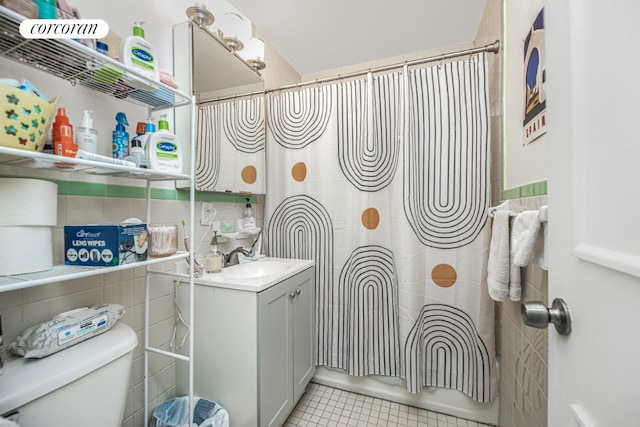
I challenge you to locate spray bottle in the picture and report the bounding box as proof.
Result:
[112,112,129,159]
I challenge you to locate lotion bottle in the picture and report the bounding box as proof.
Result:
[76,110,98,154]
[121,22,160,82]
[146,114,182,173]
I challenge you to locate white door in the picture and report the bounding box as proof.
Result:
[546,1,640,426]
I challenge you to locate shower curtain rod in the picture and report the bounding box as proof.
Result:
[199,40,500,104]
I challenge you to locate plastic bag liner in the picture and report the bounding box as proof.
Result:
[149,397,229,427]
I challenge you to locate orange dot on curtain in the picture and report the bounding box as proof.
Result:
[292,162,307,182]
[431,264,457,288]
[242,165,257,184]
[361,207,380,230]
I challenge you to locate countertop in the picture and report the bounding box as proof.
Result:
[193,257,315,292]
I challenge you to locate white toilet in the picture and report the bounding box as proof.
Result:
[0,322,137,427]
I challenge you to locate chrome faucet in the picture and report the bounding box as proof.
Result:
[224,247,250,267]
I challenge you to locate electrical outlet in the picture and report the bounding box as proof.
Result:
[201,202,216,225]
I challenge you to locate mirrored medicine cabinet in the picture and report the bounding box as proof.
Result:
[174,19,266,194]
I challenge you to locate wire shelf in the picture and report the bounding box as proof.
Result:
[0,252,188,292]
[0,146,191,180]
[0,6,191,110]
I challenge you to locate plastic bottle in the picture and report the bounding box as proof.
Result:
[55,124,78,158]
[52,107,71,144]
[139,118,156,164]
[204,233,223,273]
[53,108,77,157]
[34,0,56,19]
[146,115,182,173]
[112,112,129,159]
[129,121,147,167]
[243,199,256,230]
[120,22,160,83]
[76,110,98,154]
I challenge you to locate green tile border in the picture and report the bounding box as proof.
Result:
[0,175,257,204]
[502,180,547,200]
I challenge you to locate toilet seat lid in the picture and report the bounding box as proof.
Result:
[0,322,137,414]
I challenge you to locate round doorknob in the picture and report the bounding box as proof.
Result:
[521,298,572,336]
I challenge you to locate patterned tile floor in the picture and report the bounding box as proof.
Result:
[284,383,495,427]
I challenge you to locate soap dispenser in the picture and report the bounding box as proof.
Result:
[205,232,223,273]
[243,198,255,230]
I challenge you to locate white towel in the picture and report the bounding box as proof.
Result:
[533,222,548,270]
[487,210,511,302]
[509,211,542,301]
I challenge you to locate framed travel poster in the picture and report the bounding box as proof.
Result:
[502,0,547,198]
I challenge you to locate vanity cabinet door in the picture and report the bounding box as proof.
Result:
[291,269,316,401]
[258,267,316,427]
[258,278,294,427]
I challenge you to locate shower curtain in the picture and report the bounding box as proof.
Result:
[196,96,265,193]
[265,53,497,402]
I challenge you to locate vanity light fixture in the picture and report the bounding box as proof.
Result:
[186,4,215,28]
[186,3,266,70]
[241,37,266,70]
[216,11,250,51]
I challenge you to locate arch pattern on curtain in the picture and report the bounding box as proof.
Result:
[195,103,221,190]
[404,304,492,402]
[267,194,335,364]
[337,73,402,192]
[336,245,401,376]
[404,54,490,249]
[222,96,265,153]
[268,86,332,150]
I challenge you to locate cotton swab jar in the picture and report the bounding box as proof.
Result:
[148,224,178,257]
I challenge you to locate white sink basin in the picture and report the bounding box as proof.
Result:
[223,259,291,279]
[194,257,314,292]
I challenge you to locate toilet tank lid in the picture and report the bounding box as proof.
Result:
[0,322,137,414]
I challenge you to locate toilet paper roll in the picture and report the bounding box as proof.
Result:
[0,178,58,226]
[0,226,53,275]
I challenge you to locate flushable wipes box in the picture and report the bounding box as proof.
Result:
[64,224,148,266]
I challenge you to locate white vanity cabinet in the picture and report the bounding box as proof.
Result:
[258,267,316,427]
[182,261,316,427]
